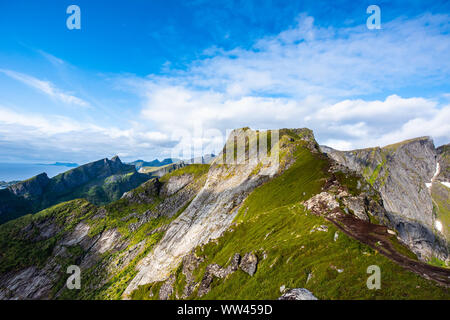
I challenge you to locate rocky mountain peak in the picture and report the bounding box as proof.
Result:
[322,136,448,262]
[110,155,121,163]
[7,172,50,200]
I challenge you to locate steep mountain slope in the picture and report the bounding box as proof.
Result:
[321,138,449,264]
[0,128,448,300]
[432,144,450,257]
[129,133,449,300]
[123,128,295,296]
[0,156,152,224]
[0,165,209,299]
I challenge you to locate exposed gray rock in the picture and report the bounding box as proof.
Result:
[197,253,241,297]
[197,271,214,297]
[181,251,204,298]
[123,128,294,297]
[334,232,339,242]
[0,217,127,299]
[310,225,329,233]
[304,192,340,215]
[436,144,450,182]
[159,274,176,300]
[342,196,369,221]
[161,174,194,197]
[278,288,318,300]
[240,252,258,276]
[322,137,449,262]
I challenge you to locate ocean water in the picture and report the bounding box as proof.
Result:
[0,163,73,182]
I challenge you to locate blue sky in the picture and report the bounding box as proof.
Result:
[0,0,449,163]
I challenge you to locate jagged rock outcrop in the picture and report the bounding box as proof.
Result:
[278,288,318,300]
[0,163,209,300]
[239,252,258,276]
[123,128,308,297]
[121,178,161,204]
[159,274,175,300]
[180,251,204,298]
[198,254,241,297]
[1,128,448,300]
[321,137,449,262]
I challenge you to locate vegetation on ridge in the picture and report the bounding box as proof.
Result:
[132,135,449,300]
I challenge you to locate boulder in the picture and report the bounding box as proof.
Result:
[278,288,318,300]
[240,252,258,276]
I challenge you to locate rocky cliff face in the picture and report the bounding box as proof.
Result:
[0,128,449,300]
[123,128,299,296]
[0,165,210,299]
[321,137,449,263]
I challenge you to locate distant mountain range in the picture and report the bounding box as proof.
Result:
[0,156,152,223]
[38,162,79,167]
[0,128,448,300]
[128,154,216,171]
[0,155,218,223]
[128,158,176,170]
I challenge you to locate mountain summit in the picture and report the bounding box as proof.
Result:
[0,128,448,300]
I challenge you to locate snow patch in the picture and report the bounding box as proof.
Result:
[440,181,450,188]
[435,220,443,233]
[426,162,440,190]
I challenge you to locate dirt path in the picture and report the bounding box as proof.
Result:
[325,211,450,288]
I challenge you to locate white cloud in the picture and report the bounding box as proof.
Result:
[313,99,450,150]
[314,95,436,123]
[2,13,450,163]
[163,13,450,99]
[0,69,89,107]
[125,13,450,153]
[0,106,172,162]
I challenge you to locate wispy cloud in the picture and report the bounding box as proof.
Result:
[0,69,90,107]
[37,50,65,66]
[1,12,450,163]
[119,13,450,151]
[133,13,450,100]
[0,105,172,162]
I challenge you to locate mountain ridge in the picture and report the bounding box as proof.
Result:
[320,137,449,264]
[0,156,153,224]
[0,128,448,300]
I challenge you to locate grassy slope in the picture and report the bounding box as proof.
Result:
[159,164,210,183]
[0,164,211,299]
[41,171,150,208]
[134,142,449,300]
[0,199,96,274]
[58,165,210,299]
[0,162,153,225]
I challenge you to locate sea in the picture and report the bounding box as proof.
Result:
[0,163,74,183]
